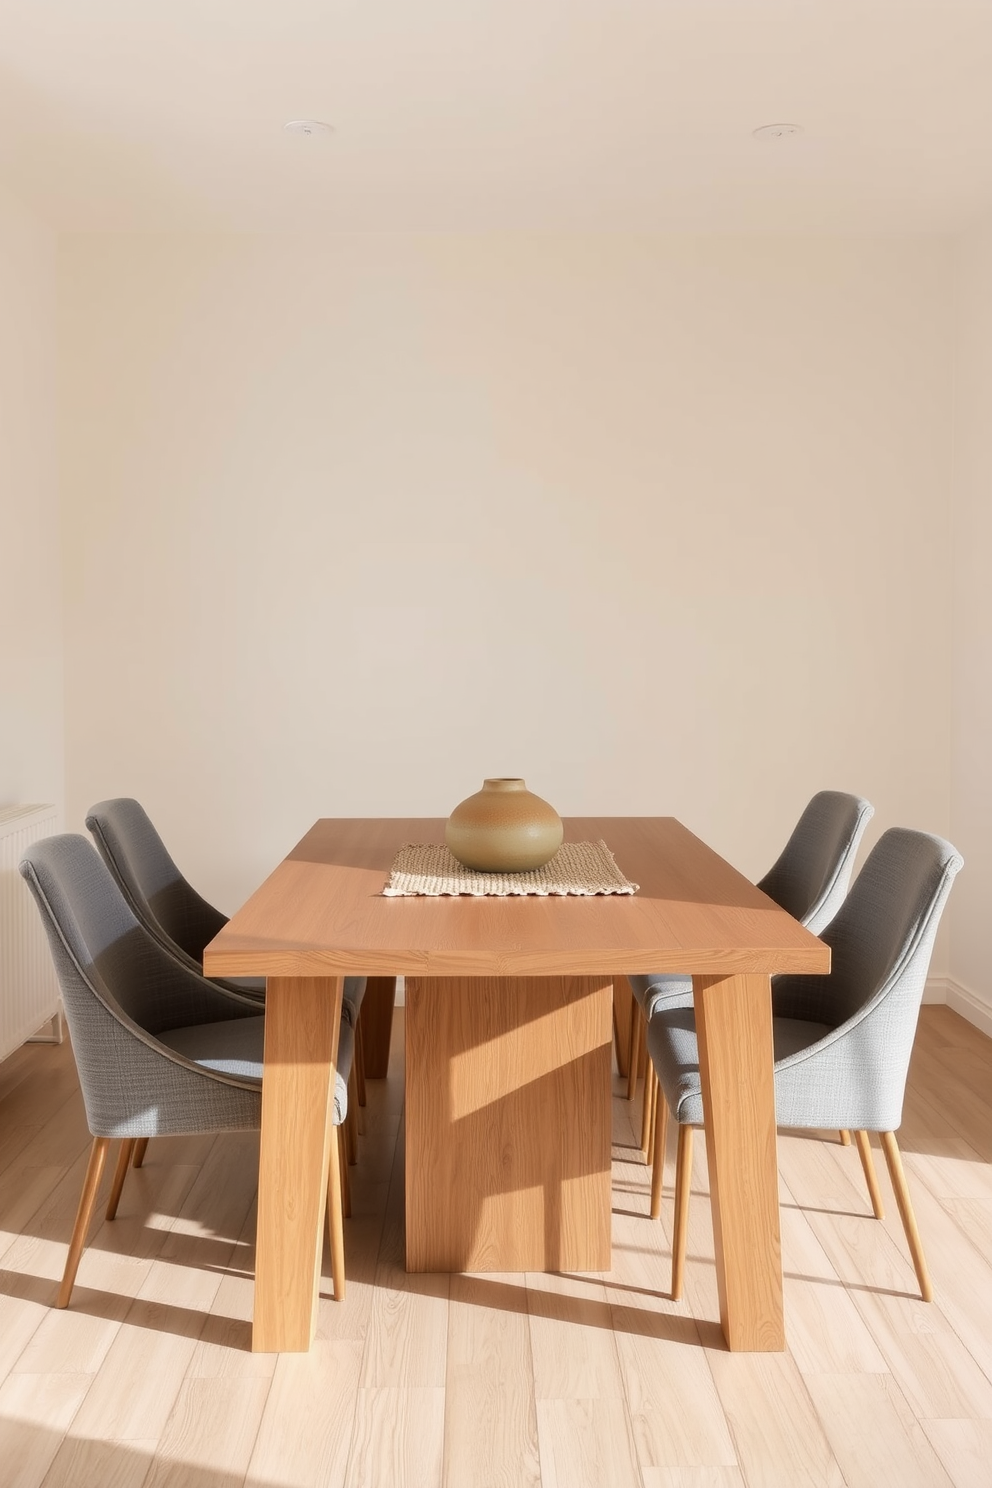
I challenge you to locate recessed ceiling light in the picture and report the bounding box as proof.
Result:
[284,119,334,139]
[753,123,803,141]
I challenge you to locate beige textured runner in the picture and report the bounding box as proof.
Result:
[383,840,638,897]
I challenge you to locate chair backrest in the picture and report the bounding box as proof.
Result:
[19,834,260,1137]
[772,827,963,1128]
[86,797,227,969]
[757,790,874,933]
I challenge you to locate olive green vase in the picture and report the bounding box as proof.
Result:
[445,778,563,873]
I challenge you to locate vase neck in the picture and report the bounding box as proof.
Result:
[482,778,526,792]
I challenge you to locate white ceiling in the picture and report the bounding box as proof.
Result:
[3,0,992,234]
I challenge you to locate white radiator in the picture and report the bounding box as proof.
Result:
[0,804,63,1062]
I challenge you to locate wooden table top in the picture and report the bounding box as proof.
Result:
[203,816,830,981]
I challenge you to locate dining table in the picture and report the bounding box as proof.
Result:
[202,816,829,1354]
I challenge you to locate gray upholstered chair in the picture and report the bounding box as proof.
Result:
[646,827,963,1302]
[622,790,874,1161]
[85,797,369,1111]
[19,834,353,1308]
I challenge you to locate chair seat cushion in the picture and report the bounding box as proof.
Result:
[772,1016,833,1062]
[628,973,693,1019]
[160,1015,355,1124]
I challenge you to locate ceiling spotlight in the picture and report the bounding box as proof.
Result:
[753,123,803,141]
[284,119,334,139]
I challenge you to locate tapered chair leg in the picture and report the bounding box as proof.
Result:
[627,1006,642,1103]
[132,1137,149,1168]
[880,1130,933,1302]
[58,1136,111,1309]
[671,1123,693,1301]
[649,1095,669,1219]
[354,1018,367,1110]
[326,1124,347,1300]
[338,1127,352,1219]
[854,1129,885,1219]
[839,1129,852,1146]
[641,1063,658,1164]
[345,1069,359,1165]
[105,1139,136,1220]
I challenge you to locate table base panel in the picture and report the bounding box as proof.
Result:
[404,975,614,1273]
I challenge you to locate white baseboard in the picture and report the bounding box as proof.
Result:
[923,975,949,1005]
[924,975,992,1038]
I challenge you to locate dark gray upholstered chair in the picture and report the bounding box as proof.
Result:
[85,797,369,1109]
[646,827,963,1303]
[622,790,875,1161]
[19,834,353,1308]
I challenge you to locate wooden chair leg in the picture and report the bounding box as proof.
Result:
[839,1129,852,1146]
[854,1129,885,1219]
[671,1124,693,1301]
[645,1066,659,1168]
[880,1131,933,1302]
[338,1127,352,1219]
[132,1137,149,1168]
[354,1017,367,1110]
[58,1136,110,1309]
[105,1139,135,1220]
[326,1124,347,1300]
[649,1096,669,1219]
[353,1052,365,1136]
[345,1072,359,1166]
[641,1062,658,1163]
[626,1005,642,1102]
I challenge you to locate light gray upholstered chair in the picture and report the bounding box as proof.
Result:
[85,797,369,1112]
[19,834,353,1308]
[646,827,963,1303]
[622,790,875,1161]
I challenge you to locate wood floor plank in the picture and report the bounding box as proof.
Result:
[536,1397,642,1488]
[805,1372,955,1488]
[778,1177,889,1376]
[443,1272,541,1488]
[705,1352,846,1488]
[0,1371,92,1488]
[40,1435,159,1488]
[347,1386,445,1488]
[143,1377,272,1488]
[641,1472,746,1488]
[920,1419,992,1488]
[359,1117,448,1390]
[245,1342,363,1488]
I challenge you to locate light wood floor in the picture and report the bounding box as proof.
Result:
[2,1005,992,1487]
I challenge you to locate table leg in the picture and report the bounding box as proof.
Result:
[692,971,784,1352]
[405,975,613,1273]
[612,974,633,1080]
[253,975,343,1353]
[360,976,396,1078]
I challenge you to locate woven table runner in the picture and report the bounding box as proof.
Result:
[382,840,638,897]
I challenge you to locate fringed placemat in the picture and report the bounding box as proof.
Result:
[382,840,638,897]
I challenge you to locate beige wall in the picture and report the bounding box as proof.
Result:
[0,185,63,816]
[950,223,992,1027]
[59,233,953,923]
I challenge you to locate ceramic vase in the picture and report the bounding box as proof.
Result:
[445,778,563,873]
